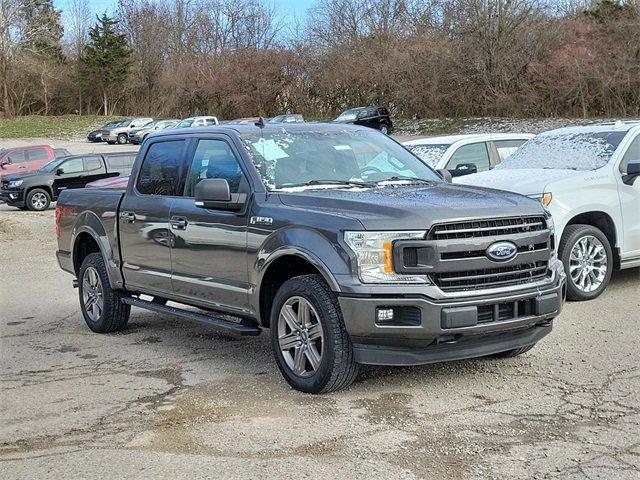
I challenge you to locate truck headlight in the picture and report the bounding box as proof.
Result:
[8,180,23,188]
[344,231,430,284]
[528,192,553,206]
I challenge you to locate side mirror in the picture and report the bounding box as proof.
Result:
[622,160,640,185]
[56,168,65,176]
[450,163,478,177]
[437,169,453,183]
[195,178,246,211]
[1,157,12,166]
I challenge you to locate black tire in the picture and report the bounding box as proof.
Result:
[559,224,613,301]
[270,274,359,394]
[117,133,128,144]
[379,124,389,135]
[493,343,537,358]
[26,188,51,211]
[78,253,130,333]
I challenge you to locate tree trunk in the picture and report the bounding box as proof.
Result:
[103,90,108,116]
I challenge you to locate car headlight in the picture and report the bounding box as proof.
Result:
[528,192,553,206]
[8,180,23,188]
[344,231,430,284]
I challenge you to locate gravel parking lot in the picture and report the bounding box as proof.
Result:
[1,202,638,479]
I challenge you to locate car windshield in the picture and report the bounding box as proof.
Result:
[39,157,66,173]
[177,119,194,128]
[334,109,361,122]
[240,128,442,190]
[405,144,451,168]
[497,131,628,171]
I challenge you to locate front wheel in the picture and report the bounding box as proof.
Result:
[493,343,537,358]
[270,274,359,393]
[117,133,128,144]
[560,224,613,301]
[26,188,51,211]
[78,253,130,333]
[379,124,389,135]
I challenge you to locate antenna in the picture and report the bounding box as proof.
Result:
[255,116,265,128]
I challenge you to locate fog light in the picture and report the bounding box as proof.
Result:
[9,193,17,200]
[377,308,394,322]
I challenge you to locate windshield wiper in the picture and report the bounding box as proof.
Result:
[284,179,376,188]
[377,176,436,184]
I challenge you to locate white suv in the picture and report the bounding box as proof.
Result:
[403,133,533,177]
[458,122,640,301]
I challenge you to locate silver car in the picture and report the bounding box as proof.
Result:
[128,119,180,145]
[103,118,154,145]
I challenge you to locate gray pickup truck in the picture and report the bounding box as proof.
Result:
[55,123,566,393]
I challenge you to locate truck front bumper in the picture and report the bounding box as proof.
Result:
[338,259,566,366]
[0,188,25,207]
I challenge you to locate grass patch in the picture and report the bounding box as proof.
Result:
[0,115,124,140]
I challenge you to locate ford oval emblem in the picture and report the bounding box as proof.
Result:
[486,241,518,262]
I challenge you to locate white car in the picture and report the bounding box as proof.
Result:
[403,133,534,177]
[175,116,219,128]
[458,122,640,301]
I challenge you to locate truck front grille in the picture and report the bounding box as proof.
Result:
[431,261,549,292]
[394,216,553,293]
[429,216,546,240]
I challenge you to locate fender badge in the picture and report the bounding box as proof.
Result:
[250,216,273,225]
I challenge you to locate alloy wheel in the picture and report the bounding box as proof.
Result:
[31,192,47,210]
[569,235,607,293]
[277,296,324,377]
[82,266,104,322]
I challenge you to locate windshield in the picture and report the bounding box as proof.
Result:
[177,119,194,128]
[498,131,628,171]
[39,157,66,173]
[240,129,441,190]
[334,109,361,122]
[405,144,451,168]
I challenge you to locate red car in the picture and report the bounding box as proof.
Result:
[0,145,70,178]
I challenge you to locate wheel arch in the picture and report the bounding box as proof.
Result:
[563,210,619,267]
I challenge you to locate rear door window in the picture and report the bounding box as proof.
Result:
[83,156,103,171]
[136,140,186,195]
[493,140,528,162]
[28,148,49,161]
[446,143,491,172]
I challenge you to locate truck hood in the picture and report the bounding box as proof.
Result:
[278,183,543,230]
[1,170,45,182]
[456,168,580,196]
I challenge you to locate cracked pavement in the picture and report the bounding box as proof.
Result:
[1,204,638,479]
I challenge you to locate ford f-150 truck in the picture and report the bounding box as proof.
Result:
[55,123,566,393]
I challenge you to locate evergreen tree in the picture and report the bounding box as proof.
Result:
[80,14,132,115]
[21,0,65,60]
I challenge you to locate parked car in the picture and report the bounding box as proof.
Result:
[129,119,179,145]
[1,152,136,211]
[87,121,122,142]
[175,116,219,128]
[0,145,69,179]
[403,133,534,177]
[55,123,565,393]
[458,122,640,301]
[103,118,154,144]
[333,106,393,134]
[268,114,304,124]
[224,117,260,125]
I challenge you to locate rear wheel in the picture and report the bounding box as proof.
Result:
[26,188,50,211]
[78,253,130,333]
[560,224,612,301]
[270,274,359,393]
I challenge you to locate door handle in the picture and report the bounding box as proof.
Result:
[120,211,136,223]
[170,216,188,230]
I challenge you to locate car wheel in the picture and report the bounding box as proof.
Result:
[26,188,51,211]
[559,224,613,301]
[78,253,130,333]
[379,124,389,135]
[493,343,537,358]
[270,274,359,394]
[117,133,128,144]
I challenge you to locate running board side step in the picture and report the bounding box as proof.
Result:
[122,297,261,336]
